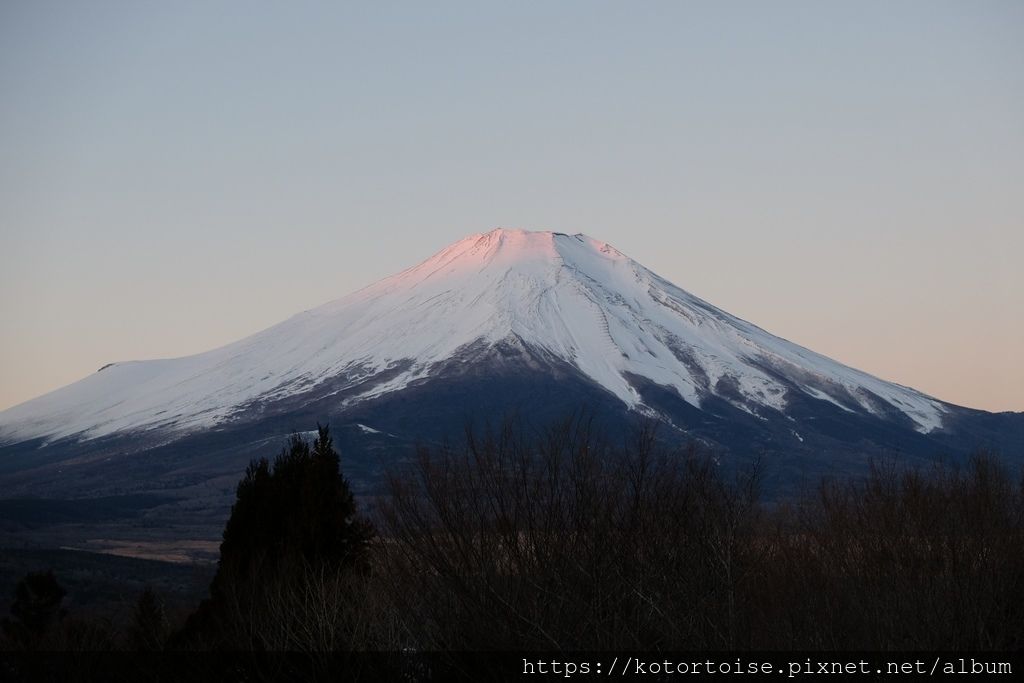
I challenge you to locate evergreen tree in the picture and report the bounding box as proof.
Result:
[2,570,67,649]
[180,424,374,647]
[129,587,167,651]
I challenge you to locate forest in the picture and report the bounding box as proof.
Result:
[2,418,1022,680]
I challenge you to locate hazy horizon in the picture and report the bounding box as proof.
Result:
[2,1,1022,413]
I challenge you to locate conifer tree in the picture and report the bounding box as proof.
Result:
[129,587,167,651]
[2,571,67,649]
[180,424,374,647]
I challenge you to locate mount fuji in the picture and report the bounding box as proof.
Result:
[1,229,1021,513]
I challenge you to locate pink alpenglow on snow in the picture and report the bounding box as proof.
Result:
[0,229,946,446]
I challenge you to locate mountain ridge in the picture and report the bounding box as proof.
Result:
[0,228,951,445]
[0,228,1021,519]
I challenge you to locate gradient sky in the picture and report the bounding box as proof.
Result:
[1,1,1022,413]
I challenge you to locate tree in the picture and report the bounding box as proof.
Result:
[179,424,375,649]
[2,570,67,649]
[379,416,764,652]
[129,587,167,651]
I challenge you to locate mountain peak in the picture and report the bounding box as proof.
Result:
[461,227,563,260]
[396,229,628,289]
[0,228,948,445]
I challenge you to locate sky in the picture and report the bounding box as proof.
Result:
[1,1,1022,413]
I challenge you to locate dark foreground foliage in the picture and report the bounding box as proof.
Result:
[2,418,1022,676]
[379,418,1024,651]
[175,424,376,650]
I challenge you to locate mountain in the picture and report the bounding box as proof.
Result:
[1,229,1021,515]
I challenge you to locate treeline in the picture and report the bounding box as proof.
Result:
[3,418,1022,660]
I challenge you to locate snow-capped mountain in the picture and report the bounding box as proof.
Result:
[0,229,943,441]
[0,229,1020,503]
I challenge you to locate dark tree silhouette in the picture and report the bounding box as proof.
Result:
[2,570,67,649]
[129,587,167,651]
[178,424,374,648]
[215,424,373,581]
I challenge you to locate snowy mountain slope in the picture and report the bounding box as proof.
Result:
[0,228,948,447]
